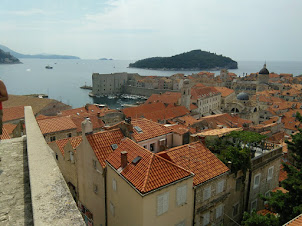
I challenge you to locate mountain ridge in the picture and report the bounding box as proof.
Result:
[0,44,80,59]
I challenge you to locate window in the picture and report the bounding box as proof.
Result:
[50,136,56,142]
[67,133,72,138]
[251,199,257,212]
[110,202,115,216]
[93,159,97,169]
[157,192,169,216]
[264,191,270,205]
[70,151,74,163]
[150,143,155,152]
[93,184,98,194]
[216,204,224,219]
[253,173,261,189]
[55,153,58,160]
[112,178,117,192]
[233,203,239,217]
[203,212,210,226]
[176,185,187,206]
[267,166,274,181]
[203,186,211,201]
[217,180,225,194]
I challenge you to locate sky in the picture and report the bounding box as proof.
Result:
[1,0,302,61]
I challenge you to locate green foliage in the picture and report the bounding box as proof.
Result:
[129,49,237,70]
[242,210,279,226]
[227,130,266,147]
[0,48,20,64]
[218,146,251,176]
[260,112,302,224]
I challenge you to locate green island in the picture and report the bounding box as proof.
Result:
[0,48,21,64]
[129,49,238,70]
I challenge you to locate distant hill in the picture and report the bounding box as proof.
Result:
[129,50,238,70]
[0,44,80,59]
[0,48,21,64]
[99,58,113,60]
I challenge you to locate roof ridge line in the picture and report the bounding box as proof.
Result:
[141,153,154,192]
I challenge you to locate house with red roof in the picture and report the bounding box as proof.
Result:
[159,142,230,226]
[106,138,194,226]
[75,120,125,226]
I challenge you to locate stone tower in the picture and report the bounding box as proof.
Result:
[181,79,191,110]
[257,63,270,92]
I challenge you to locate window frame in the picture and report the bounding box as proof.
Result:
[253,173,261,189]
[203,186,211,201]
[176,184,187,206]
[267,166,274,181]
[157,192,169,216]
[216,204,224,219]
[217,180,225,194]
[202,212,210,226]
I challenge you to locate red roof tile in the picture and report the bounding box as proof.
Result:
[131,118,172,142]
[1,127,11,140]
[69,114,104,132]
[191,86,220,100]
[60,104,101,116]
[285,213,302,226]
[3,106,24,122]
[86,129,124,168]
[107,138,193,194]
[214,87,235,97]
[55,136,83,156]
[3,123,17,135]
[159,142,229,186]
[37,116,77,134]
[145,92,181,105]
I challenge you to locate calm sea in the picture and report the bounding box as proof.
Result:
[0,59,301,109]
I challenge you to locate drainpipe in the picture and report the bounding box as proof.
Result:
[244,170,252,212]
[104,167,108,226]
[192,187,197,226]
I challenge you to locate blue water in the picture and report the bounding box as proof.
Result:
[0,59,301,109]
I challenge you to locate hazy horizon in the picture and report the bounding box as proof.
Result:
[1,0,302,61]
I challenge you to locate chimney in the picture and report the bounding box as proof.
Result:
[97,112,101,118]
[199,135,206,145]
[81,118,93,135]
[85,104,89,112]
[121,151,128,168]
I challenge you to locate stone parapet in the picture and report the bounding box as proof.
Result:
[24,106,84,226]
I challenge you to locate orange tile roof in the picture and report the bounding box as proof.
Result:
[86,129,124,168]
[60,104,101,116]
[279,164,288,182]
[131,118,172,142]
[145,92,181,105]
[37,116,77,134]
[168,124,189,135]
[55,136,83,156]
[69,114,104,132]
[257,209,276,216]
[123,103,189,122]
[285,213,302,226]
[214,87,235,97]
[191,86,220,100]
[1,127,11,140]
[272,186,288,194]
[3,106,24,122]
[106,138,193,194]
[159,142,229,186]
[3,123,17,135]
[177,115,199,126]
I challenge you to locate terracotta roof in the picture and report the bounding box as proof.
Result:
[159,142,229,186]
[214,87,235,97]
[37,116,77,134]
[168,124,189,135]
[194,113,252,129]
[272,186,288,194]
[106,138,193,194]
[69,114,104,132]
[60,104,103,116]
[3,94,70,115]
[123,102,189,122]
[55,136,82,156]
[177,115,199,126]
[3,106,24,122]
[191,86,220,100]
[1,127,10,140]
[3,123,17,135]
[279,163,288,182]
[257,209,276,216]
[131,118,172,142]
[193,127,242,137]
[145,92,181,105]
[86,129,124,168]
[284,213,302,226]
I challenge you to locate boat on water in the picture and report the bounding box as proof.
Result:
[89,92,96,97]
[45,65,53,69]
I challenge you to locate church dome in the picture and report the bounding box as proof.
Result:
[237,92,249,101]
[259,63,269,74]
